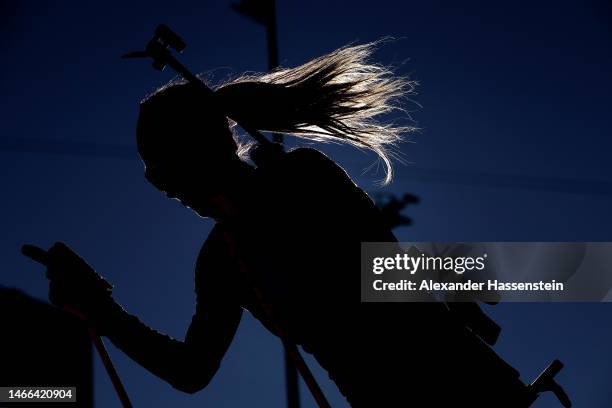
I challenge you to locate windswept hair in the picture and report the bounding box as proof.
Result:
[215,41,417,184]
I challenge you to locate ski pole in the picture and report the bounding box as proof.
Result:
[21,244,133,408]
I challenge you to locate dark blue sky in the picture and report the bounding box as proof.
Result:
[1,1,611,407]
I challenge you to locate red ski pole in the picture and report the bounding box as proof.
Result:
[22,244,133,408]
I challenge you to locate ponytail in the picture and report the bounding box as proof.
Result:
[214,41,417,185]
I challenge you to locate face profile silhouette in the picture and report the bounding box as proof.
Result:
[136,81,250,218]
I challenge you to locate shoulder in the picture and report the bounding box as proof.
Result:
[287,147,339,167]
[286,147,356,186]
[252,143,340,169]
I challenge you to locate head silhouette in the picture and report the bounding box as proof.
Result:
[137,42,415,217]
[136,81,248,218]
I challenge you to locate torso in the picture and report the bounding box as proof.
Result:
[194,147,527,407]
[195,147,394,404]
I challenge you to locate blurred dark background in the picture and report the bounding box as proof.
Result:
[1,1,611,407]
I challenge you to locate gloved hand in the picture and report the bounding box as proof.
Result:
[23,242,115,322]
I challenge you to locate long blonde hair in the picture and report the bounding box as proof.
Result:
[214,41,417,184]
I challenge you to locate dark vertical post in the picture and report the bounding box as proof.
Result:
[231,2,297,407]
[265,0,283,145]
[266,0,279,71]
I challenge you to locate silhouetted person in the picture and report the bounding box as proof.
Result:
[32,43,533,406]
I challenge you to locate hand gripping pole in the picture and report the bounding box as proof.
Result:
[21,245,133,408]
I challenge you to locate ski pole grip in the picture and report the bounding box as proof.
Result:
[21,244,50,266]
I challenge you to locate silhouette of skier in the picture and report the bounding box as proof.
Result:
[26,42,567,407]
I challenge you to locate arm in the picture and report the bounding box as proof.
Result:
[98,226,243,393]
[99,294,242,394]
[33,231,243,394]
